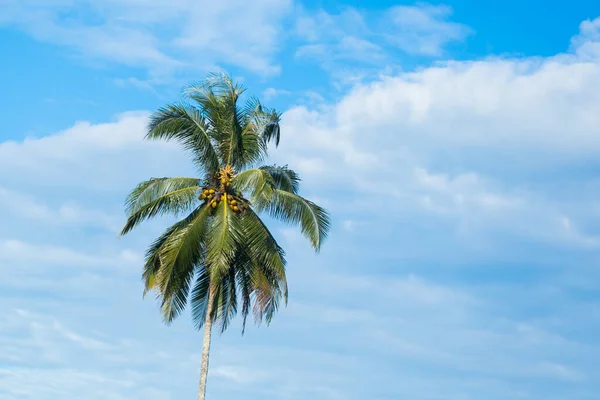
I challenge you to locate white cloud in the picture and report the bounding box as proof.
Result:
[262,87,292,101]
[0,239,141,269]
[571,17,600,59]
[384,3,472,56]
[0,0,292,79]
[0,1,471,84]
[0,111,191,193]
[270,16,600,249]
[211,365,269,384]
[294,3,470,82]
[0,308,189,400]
[294,6,386,84]
[0,187,120,232]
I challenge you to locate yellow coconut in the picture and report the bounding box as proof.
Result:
[233,206,239,212]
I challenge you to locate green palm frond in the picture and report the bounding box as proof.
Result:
[147,104,221,173]
[241,209,287,323]
[190,269,212,329]
[142,220,187,296]
[239,98,280,160]
[232,168,274,201]
[241,209,287,289]
[234,249,254,334]
[190,251,245,333]
[212,264,238,334]
[255,190,330,252]
[260,165,300,193]
[144,205,212,323]
[251,264,284,325]
[230,245,284,334]
[258,107,281,147]
[184,73,249,170]
[189,208,287,333]
[121,177,200,236]
[232,165,300,203]
[183,74,280,171]
[205,198,245,278]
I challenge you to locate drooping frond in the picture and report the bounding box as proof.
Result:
[240,209,287,322]
[190,249,246,333]
[204,197,245,279]
[121,177,201,236]
[254,189,331,252]
[260,165,300,194]
[232,165,300,204]
[230,243,285,334]
[147,104,221,174]
[232,168,274,201]
[212,263,238,334]
[142,205,212,323]
[232,248,254,333]
[240,209,287,291]
[142,220,188,296]
[251,262,284,326]
[257,106,281,147]
[189,207,287,334]
[190,268,211,329]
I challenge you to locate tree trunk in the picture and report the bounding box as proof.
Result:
[197,286,215,400]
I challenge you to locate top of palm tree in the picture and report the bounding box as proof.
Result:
[120,72,330,334]
[147,72,281,175]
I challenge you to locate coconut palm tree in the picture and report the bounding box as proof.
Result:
[120,73,330,400]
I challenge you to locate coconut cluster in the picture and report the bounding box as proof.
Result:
[198,165,247,214]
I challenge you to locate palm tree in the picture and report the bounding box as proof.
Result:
[120,73,330,400]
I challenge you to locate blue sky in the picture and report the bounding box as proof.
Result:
[1,1,600,399]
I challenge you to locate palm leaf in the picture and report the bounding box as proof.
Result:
[142,220,187,296]
[204,198,245,278]
[240,209,287,323]
[185,73,249,170]
[260,165,300,193]
[147,104,221,174]
[121,177,200,236]
[232,168,274,202]
[152,205,212,323]
[190,268,212,329]
[255,190,331,251]
[258,107,281,147]
[232,165,299,203]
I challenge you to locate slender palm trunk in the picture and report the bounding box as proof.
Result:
[197,286,214,400]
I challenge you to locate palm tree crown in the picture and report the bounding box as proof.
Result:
[121,72,331,335]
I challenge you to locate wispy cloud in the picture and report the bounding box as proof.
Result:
[0,187,121,232]
[0,239,141,268]
[383,3,472,56]
[293,3,472,83]
[0,0,292,80]
[0,1,469,85]
[272,17,600,251]
[262,87,292,101]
